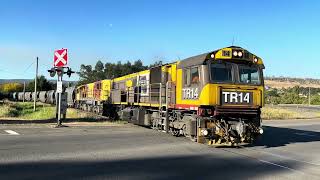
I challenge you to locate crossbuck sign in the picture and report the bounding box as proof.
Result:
[54,49,68,67]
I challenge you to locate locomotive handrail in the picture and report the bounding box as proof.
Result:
[109,82,175,108]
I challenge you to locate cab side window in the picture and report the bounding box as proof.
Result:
[184,68,191,86]
[184,66,199,86]
[191,67,199,84]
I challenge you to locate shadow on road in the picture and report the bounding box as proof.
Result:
[252,125,320,148]
[0,155,301,180]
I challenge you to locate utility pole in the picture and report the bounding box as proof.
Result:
[23,81,25,103]
[34,57,38,112]
[308,87,311,106]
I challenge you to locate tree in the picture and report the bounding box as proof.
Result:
[95,60,105,80]
[131,59,147,72]
[77,64,94,85]
[77,59,149,85]
[265,89,281,104]
[311,95,320,105]
[26,75,54,91]
[104,62,116,79]
[150,60,163,68]
[0,83,23,93]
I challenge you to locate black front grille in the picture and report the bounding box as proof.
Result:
[214,106,260,117]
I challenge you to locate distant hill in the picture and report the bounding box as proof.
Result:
[265,77,320,89]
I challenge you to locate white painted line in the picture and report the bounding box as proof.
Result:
[258,159,305,174]
[4,130,20,135]
[221,148,305,175]
[246,147,320,166]
[295,132,317,137]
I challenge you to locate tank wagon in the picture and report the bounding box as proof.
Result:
[38,91,48,103]
[18,92,25,101]
[46,90,56,104]
[31,92,39,101]
[65,87,76,107]
[12,92,18,101]
[13,88,75,106]
[24,92,32,101]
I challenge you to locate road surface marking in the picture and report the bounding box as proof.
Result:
[221,148,305,175]
[258,159,304,174]
[4,130,20,135]
[240,145,320,166]
[295,132,317,137]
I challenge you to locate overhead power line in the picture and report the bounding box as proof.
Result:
[0,68,30,77]
[23,61,35,73]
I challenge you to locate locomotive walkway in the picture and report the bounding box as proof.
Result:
[0,119,319,179]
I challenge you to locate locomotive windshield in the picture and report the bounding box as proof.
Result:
[210,61,262,85]
[210,62,233,82]
[238,65,261,85]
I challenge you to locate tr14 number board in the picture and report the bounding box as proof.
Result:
[221,91,253,105]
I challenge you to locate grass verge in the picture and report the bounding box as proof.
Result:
[0,102,55,120]
[0,102,126,124]
[261,106,320,120]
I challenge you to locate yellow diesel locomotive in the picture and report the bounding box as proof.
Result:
[76,46,265,145]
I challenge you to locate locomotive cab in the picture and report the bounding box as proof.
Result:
[176,46,265,145]
[204,47,265,145]
[208,54,264,117]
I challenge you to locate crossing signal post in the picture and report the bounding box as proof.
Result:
[49,48,74,127]
[48,66,75,127]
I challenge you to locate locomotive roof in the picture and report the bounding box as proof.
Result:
[177,52,208,68]
[178,46,263,68]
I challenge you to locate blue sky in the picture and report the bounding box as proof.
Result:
[0,0,319,81]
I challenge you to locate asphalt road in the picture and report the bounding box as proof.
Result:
[0,120,320,180]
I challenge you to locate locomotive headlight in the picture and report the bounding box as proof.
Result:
[254,57,258,63]
[259,128,264,134]
[238,51,243,57]
[210,54,215,58]
[201,129,209,136]
[233,51,238,56]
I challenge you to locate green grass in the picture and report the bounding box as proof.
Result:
[261,106,320,120]
[0,102,127,124]
[261,107,301,120]
[0,102,56,120]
